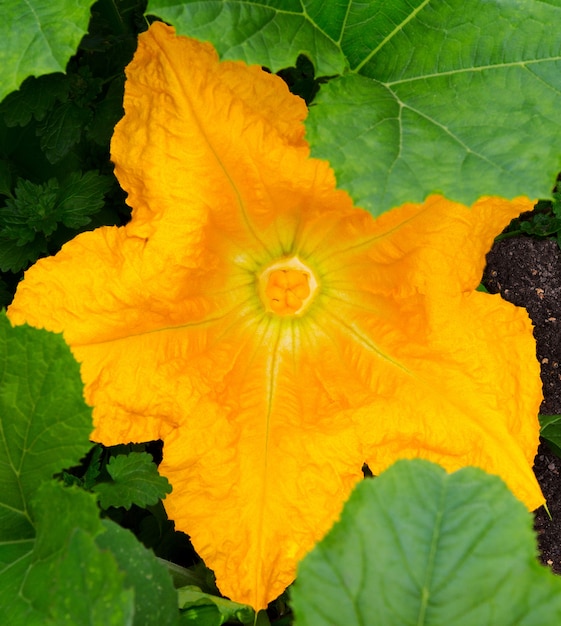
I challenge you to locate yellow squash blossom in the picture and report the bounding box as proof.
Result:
[8,22,543,609]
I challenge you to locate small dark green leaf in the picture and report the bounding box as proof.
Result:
[82,444,104,489]
[2,178,60,241]
[540,414,561,430]
[0,74,68,126]
[86,76,126,146]
[0,279,13,308]
[94,452,172,510]
[551,189,561,219]
[0,160,13,197]
[38,101,92,163]
[539,414,561,457]
[0,176,60,271]
[58,170,113,228]
[62,444,103,489]
[0,236,48,272]
[519,213,561,238]
[0,169,111,271]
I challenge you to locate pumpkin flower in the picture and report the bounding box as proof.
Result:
[8,22,543,609]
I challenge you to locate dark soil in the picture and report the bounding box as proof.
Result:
[483,237,561,573]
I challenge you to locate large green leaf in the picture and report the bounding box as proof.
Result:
[146,0,347,75]
[0,316,179,624]
[0,0,96,103]
[1,482,179,625]
[147,0,561,214]
[291,460,561,626]
[0,312,92,541]
[97,520,179,626]
[1,481,177,625]
[21,482,135,626]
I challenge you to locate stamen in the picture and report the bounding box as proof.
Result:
[265,269,311,315]
[258,257,318,316]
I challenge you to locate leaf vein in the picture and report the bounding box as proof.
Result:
[353,0,432,73]
[385,57,561,86]
[390,93,506,173]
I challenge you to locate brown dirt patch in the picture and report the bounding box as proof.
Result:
[484,237,561,573]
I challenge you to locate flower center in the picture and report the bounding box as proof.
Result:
[259,257,318,316]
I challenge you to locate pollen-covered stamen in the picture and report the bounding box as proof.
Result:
[266,269,310,315]
[259,256,318,316]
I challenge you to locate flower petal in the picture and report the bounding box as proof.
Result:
[160,315,366,607]
[7,23,544,611]
[312,195,543,508]
[111,21,315,260]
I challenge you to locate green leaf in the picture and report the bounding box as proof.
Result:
[159,559,220,595]
[0,170,112,271]
[0,236,48,272]
[0,279,13,309]
[0,546,41,626]
[0,312,92,542]
[97,520,179,626]
[0,317,179,624]
[1,479,180,625]
[148,0,561,215]
[146,0,346,76]
[178,587,255,625]
[93,451,172,510]
[179,603,222,626]
[315,0,561,212]
[291,459,561,626]
[540,414,561,430]
[57,170,113,228]
[0,480,134,626]
[62,444,104,489]
[22,482,135,626]
[0,0,96,103]
[0,74,69,126]
[0,160,13,197]
[539,414,561,457]
[2,178,61,241]
[86,76,126,146]
[38,101,92,163]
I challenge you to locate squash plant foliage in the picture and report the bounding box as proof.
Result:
[2,0,561,624]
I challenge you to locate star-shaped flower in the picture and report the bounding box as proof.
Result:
[8,22,543,609]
